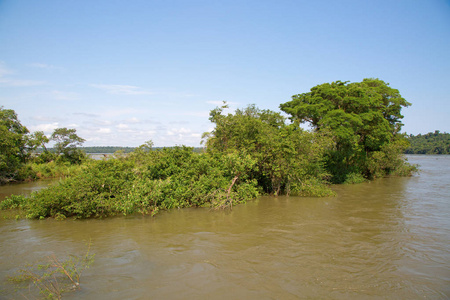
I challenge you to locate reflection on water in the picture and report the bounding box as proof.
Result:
[0,155,449,299]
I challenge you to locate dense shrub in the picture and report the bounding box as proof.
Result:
[204,104,334,195]
[2,146,260,219]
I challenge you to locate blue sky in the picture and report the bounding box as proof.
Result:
[1,0,449,147]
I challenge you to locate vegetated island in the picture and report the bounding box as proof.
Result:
[1,78,418,219]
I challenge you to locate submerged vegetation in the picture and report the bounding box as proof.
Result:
[7,241,94,299]
[1,79,418,219]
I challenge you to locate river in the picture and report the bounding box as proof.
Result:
[0,155,449,299]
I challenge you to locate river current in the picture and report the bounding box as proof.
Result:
[0,155,449,299]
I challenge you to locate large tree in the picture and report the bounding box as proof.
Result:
[0,107,30,182]
[280,78,413,183]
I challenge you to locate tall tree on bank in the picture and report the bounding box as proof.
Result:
[0,107,30,182]
[280,78,415,183]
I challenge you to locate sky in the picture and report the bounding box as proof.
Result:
[1,0,449,147]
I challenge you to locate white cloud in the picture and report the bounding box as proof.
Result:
[126,117,140,123]
[102,108,143,118]
[51,90,79,101]
[178,111,210,118]
[32,115,61,122]
[166,127,202,144]
[29,122,59,134]
[0,62,46,87]
[206,100,239,106]
[28,63,60,70]
[97,128,112,134]
[169,120,189,125]
[0,78,46,87]
[92,119,113,126]
[206,100,226,106]
[167,127,192,136]
[0,62,13,77]
[90,84,153,95]
[116,123,135,132]
[73,112,99,118]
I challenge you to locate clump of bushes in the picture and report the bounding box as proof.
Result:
[2,146,260,219]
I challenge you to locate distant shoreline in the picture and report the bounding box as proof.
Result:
[36,146,205,154]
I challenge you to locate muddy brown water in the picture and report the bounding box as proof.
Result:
[0,155,449,299]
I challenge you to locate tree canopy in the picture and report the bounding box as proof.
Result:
[280,78,414,183]
[50,127,86,164]
[0,107,30,182]
[51,128,85,154]
[204,103,334,196]
[0,107,89,182]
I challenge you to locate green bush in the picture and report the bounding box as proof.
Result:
[29,161,84,179]
[343,173,367,184]
[0,194,28,210]
[4,146,261,219]
[289,178,335,197]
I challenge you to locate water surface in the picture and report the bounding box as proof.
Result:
[0,155,449,299]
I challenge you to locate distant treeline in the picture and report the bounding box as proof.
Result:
[76,146,136,153]
[38,146,205,154]
[406,131,450,154]
[38,135,450,156]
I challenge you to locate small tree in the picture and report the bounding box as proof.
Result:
[27,131,49,152]
[51,128,86,164]
[27,131,57,163]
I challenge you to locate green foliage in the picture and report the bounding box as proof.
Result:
[3,145,259,219]
[126,146,259,212]
[204,104,334,196]
[8,242,94,299]
[51,128,85,154]
[75,146,136,154]
[27,131,50,153]
[288,178,336,197]
[280,78,415,182]
[0,108,89,184]
[56,148,88,165]
[2,79,420,218]
[343,173,367,184]
[406,131,450,154]
[29,161,86,179]
[0,194,28,210]
[24,159,136,219]
[33,150,58,164]
[0,107,30,183]
[367,137,417,178]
